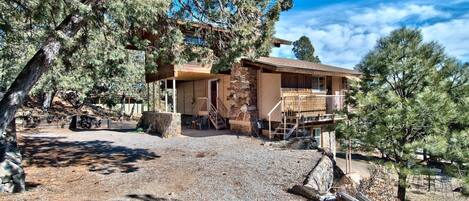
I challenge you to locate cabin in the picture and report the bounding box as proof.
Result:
[141,47,360,147]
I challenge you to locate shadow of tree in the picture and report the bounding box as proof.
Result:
[126,194,181,201]
[20,136,160,175]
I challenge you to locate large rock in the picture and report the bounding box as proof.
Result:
[304,155,334,194]
[139,112,181,138]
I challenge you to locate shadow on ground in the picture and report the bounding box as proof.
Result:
[126,194,181,201]
[336,152,384,162]
[180,128,239,138]
[20,136,160,175]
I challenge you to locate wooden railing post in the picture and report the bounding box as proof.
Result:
[268,116,272,140]
[283,97,286,139]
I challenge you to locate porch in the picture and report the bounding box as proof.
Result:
[265,92,347,140]
[143,62,231,134]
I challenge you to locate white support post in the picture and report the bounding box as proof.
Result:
[165,79,168,112]
[172,78,176,113]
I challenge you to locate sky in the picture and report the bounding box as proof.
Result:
[270,0,469,69]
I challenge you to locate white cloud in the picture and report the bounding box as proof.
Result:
[271,2,468,68]
[350,4,450,25]
[422,17,469,60]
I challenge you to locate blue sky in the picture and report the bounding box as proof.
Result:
[271,0,469,69]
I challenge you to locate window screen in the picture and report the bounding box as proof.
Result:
[312,77,325,91]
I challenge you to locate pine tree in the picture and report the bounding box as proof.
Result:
[0,0,293,192]
[338,28,469,201]
[292,35,320,63]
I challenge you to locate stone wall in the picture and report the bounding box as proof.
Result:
[140,112,181,138]
[228,64,258,134]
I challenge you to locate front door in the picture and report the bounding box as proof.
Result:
[209,80,218,109]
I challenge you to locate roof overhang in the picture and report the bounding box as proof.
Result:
[242,58,361,77]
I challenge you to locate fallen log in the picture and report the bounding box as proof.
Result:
[288,185,320,200]
[356,192,372,201]
[337,192,359,201]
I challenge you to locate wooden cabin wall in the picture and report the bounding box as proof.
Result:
[175,75,230,116]
[331,76,343,95]
[258,72,282,121]
[176,80,207,115]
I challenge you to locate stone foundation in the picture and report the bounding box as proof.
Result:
[228,64,258,134]
[140,112,181,138]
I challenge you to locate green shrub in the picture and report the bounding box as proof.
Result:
[462,184,469,196]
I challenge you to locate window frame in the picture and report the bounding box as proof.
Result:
[311,76,325,92]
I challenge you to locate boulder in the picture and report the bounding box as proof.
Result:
[304,155,334,194]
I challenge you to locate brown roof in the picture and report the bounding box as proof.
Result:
[249,57,361,75]
[272,38,292,46]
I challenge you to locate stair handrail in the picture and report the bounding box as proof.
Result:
[208,102,226,129]
[216,97,229,118]
[268,98,283,139]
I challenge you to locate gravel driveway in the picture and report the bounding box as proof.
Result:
[2,128,322,201]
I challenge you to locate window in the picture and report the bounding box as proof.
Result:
[184,35,206,46]
[281,74,312,88]
[312,77,325,91]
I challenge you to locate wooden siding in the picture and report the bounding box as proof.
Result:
[282,89,327,117]
[258,72,282,121]
[175,75,230,116]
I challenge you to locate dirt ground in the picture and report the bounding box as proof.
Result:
[1,128,322,201]
[335,152,469,201]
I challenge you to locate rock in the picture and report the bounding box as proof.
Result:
[304,155,334,194]
[287,137,318,149]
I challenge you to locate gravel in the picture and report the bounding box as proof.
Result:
[1,128,322,201]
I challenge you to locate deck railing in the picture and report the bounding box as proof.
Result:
[267,94,347,138]
[282,94,346,117]
[268,99,283,139]
[196,97,229,118]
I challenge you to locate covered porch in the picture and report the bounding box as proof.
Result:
[142,63,230,136]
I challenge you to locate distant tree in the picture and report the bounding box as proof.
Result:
[292,35,320,63]
[0,0,293,192]
[337,28,469,201]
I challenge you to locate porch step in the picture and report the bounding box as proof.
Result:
[208,103,226,130]
[272,123,299,140]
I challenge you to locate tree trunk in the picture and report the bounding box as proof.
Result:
[42,90,56,111]
[0,118,25,193]
[0,1,99,193]
[129,102,136,119]
[397,172,407,201]
[119,94,126,121]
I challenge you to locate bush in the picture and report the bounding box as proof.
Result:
[462,184,469,196]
